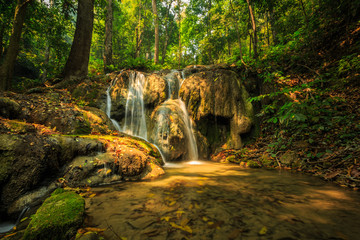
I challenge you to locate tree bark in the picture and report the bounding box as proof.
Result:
[104,0,113,73]
[246,0,257,58]
[249,33,252,57]
[177,0,181,69]
[62,0,94,80]
[269,8,278,45]
[0,0,33,91]
[134,0,143,59]
[152,0,159,64]
[161,0,174,64]
[229,0,242,60]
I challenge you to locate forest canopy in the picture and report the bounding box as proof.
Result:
[0,0,358,90]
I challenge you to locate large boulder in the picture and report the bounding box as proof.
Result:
[63,135,165,186]
[149,99,194,161]
[180,68,254,153]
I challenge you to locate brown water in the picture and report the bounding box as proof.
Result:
[84,161,360,240]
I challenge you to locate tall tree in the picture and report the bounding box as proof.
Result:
[177,0,181,68]
[229,0,243,60]
[104,0,113,73]
[152,0,159,64]
[0,0,33,91]
[62,0,94,80]
[246,0,257,58]
[134,0,143,58]
[160,0,175,64]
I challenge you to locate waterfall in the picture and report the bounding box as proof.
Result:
[178,99,198,160]
[106,70,198,162]
[153,71,198,160]
[123,72,147,139]
[106,77,122,131]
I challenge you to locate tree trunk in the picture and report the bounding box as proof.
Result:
[41,45,50,82]
[269,8,278,45]
[249,33,252,57]
[62,0,94,80]
[0,22,6,58]
[0,0,32,91]
[266,13,270,46]
[104,0,113,73]
[135,0,143,59]
[152,0,159,64]
[246,0,257,58]
[229,0,242,60]
[161,0,174,64]
[177,0,181,69]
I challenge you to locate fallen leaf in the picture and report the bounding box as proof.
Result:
[170,222,192,233]
[161,216,171,222]
[176,210,185,218]
[258,226,268,236]
[84,227,106,232]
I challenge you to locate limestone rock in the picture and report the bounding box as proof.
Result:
[150,99,189,161]
[180,68,254,151]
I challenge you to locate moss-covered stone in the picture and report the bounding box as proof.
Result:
[24,190,85,240]
[247,160,260,168]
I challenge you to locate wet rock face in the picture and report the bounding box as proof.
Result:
[150,99,189,161]
[0,130,103,217]
[180,68,254,150]
[108,71,167,124]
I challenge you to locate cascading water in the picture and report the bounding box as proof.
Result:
[123,72,147,139]
[152,71,198,161]
[106,70,198,162]
[178,99,198,160]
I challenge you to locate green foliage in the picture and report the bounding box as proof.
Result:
[338,53,360,76]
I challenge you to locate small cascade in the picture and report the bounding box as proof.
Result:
[123,72,147,139]
[105,69,198,162]
[0,206,29,233]
[106,76,122,131]
[153,71,198,160]
[178,99,198,160]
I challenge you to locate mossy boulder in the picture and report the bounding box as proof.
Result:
[63,135,165,186]
[24,190,85,240]
[0,97,22,119]
[149,99,193,161]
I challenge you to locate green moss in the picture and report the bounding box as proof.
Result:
[247,160,260,168]
[225,155,239,163]
[24,190,85,240]
[74,118,91,135]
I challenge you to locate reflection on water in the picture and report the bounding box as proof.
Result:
[84,162,360,240]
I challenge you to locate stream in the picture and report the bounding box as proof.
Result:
[84,161,360,240]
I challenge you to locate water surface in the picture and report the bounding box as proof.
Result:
[84,162,360,240]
